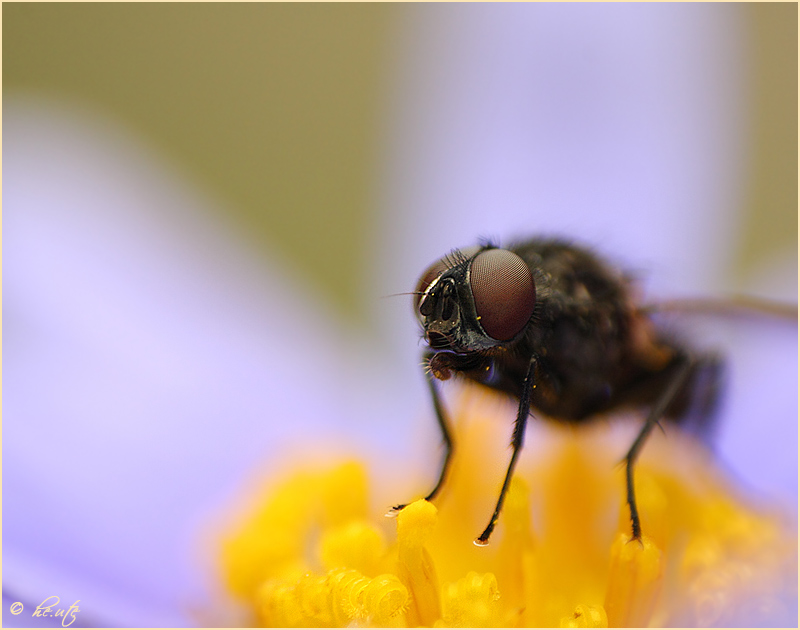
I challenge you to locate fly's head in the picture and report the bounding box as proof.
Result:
[415,245,537,362]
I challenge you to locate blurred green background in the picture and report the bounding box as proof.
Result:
[4,3,797,321]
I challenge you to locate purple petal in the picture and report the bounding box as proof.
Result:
[3,99,411,626]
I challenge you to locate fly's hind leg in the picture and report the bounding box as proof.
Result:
[624,354,706,540]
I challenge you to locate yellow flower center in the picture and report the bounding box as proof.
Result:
[217,387,797,627]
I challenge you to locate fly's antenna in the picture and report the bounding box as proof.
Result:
[381,291,425,299]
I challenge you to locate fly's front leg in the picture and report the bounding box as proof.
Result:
[422,369,454,502]
[387,352,456,515]
[475,355,538,546]
[625,355,695,540]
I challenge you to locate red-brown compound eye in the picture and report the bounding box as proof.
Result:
[469,249,536,340]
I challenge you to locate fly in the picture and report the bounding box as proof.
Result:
[389,237,795,546]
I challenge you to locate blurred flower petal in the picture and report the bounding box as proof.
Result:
[3,97,412,625]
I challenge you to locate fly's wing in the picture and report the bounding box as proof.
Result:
[643,295,797,321]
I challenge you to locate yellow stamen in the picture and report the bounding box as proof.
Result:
[559,603,609,628]
[320,521,386,577]
[439,571,501,627]
[396,499,442,626]
[217,387,797,627]
[604,534,663,628]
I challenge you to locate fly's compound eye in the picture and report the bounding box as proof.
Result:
[469,249,536,341]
